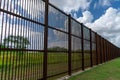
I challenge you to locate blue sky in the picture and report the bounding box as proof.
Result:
[0,0,69,50]
[0,0,120,48]
[50,0,120,47]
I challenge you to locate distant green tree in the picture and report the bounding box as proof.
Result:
[48,46,67,51]
[4,35,30,56]
[0,43,4,48]
[4,35,30,49]
[75,49,82,52]
[0,44,2,48]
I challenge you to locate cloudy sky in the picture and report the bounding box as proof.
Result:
[0,0,120,49]
[49,0,120,47]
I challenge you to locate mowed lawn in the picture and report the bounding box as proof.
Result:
[0,51,92,79]
[69,58,120,80]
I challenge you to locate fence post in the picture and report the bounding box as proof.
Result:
[99,36,102,64]
[104,39,106,62]
[106,41,107,61]
[102,38,105,62]
[81,23,84,70]
[108,42,110,60]
[110,43,112,60]
[109,43,111,60]
[43,0,49,79]
[101,37,104,63]
[95,33,98,65]
[68,14,72,76]
[107,41,109,61]
[105,40,107,62]
[108,42,109,60]
[90,29,93,67]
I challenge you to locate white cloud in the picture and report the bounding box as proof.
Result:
[0,13,44,50]
[100,0,111,6]
[73,13,78,19]
[48,30,68,49]
[53,30,67,40]
[49,0,91,13]
[1,0,45,18]
[78,7,120,47]
[48,41,68,49]
[94,0,111,9]
[19,0,45,18]
[1,0,91,18]
[77,10,93,24]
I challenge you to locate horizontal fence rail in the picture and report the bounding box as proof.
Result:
[0,0,120,80]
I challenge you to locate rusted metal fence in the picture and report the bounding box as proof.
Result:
[0,0,120,80]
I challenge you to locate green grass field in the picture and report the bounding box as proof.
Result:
[69,58,120,80]
[0,51,93,79]
[0,51,92,66]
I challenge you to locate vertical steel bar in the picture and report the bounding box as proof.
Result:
[90,29,93,67]
[26,20,29,80]
[18,4,24,79]
[23,17,26,80]
[110,43,111,60]
[23,20,29,80]
[13,17,17,79]
[108,41,109,61]
[108,42,109,60]
[34,22,37,80]
[33,21,36,79]
[5,1,9,79]
[106,41,109,61]
[101,37,103,63]
[105,40,107,62]
[108,42,110,60]
[1,12,5,80]
[28,21,32,80]
[111,43,112,60]
[8,0,13,79]
[102,38,105,62]
[95,33,98,65]
[11,12,15,80]
[1,0,7,80]
[68,14,71,75]
[104,40,106,61]
[101,38,103,63]
[27,0,31,79]
[4,12,9,80]
[109,42,111,60]
[105,39,107,62]
[14,16,18,80]
[104,39,106,62]
[81,23,84,70]
[17,18,21,80]
[31,22,34,79]
[43,0,49,79]
[23,1,27,79]
[7,22,11,79]
[99,36,102,64]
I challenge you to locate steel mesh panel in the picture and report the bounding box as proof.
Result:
[0,0,45,24]
[48,5,68,32]
[71,36,82,71]
[0,11,44,80]
[47,28,68,77]
[71,19,81,37]
[84,40,90,68]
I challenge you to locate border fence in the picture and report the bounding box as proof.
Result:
[0,0,120,80]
